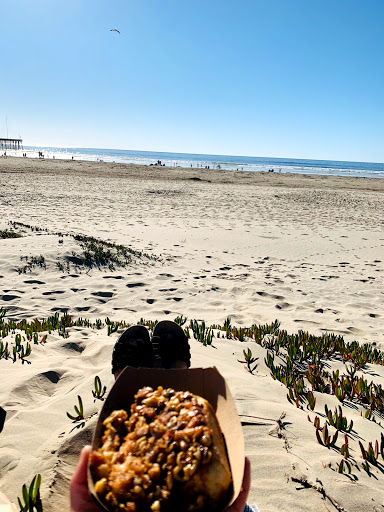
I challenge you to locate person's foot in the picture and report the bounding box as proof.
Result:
[151,320,191,369]
[111,325,155,379]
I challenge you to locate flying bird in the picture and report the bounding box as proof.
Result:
[110,29,120,34]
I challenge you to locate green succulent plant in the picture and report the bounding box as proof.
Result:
[189,320,214,346]
[340,434,350,459]
[174,315,188,326]
[337,458,351,474]
[325,405,353,433]
[17,473,42,512]
[306,391,316,411]
[92,376,107,399]
[238,348,258,375]
[359,440,379,466]
[66,395,84,422]
[315,422,338,448]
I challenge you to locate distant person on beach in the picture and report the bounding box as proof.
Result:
[70,321,253,512]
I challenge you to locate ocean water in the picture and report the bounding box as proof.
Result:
[19,146,384,179]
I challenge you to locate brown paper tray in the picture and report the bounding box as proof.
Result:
[88,366,244,511]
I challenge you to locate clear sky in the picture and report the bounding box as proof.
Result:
[1,0,383,162]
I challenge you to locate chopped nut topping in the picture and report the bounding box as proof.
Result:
[90,386,213,512]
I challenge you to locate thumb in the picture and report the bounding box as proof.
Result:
[70,445,92,488]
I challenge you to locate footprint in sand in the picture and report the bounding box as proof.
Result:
[91,291,114,298]
[10,371,64,404]
[1,294,20,301]
[347,327,364,335]
[294,319,319,325]
[275,302,293,310]
[74,306,91,312]
[60,341,85,353]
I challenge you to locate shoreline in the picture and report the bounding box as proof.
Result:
[1,155,384,192]
[2,146,384,179]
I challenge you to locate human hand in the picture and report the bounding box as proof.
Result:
[227,457,251,512]
[70,445,100,512]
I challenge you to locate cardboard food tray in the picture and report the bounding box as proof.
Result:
[88,366,245,511]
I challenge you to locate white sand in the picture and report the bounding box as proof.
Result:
[1,157,384,511]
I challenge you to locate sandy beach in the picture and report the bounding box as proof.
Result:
[1,156,384,511]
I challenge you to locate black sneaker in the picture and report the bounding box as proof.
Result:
[151,320,191,369]
[111,325,155,375]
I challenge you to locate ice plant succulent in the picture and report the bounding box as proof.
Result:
[325,405,353,433]
[359,440,379,466]
[190,319,214,346]
[66,395,84,422]
[315,422,339,448]
[92,376,107,399]
[340,434,350,459]
[337,459,352,474]
[238,348,258,374]
[17,473,42,512]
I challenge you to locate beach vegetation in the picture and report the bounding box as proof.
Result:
[380,433,384,460]
[361,460,371,474]
[10,221,46,233]
[340,434,350,459]
[19,342,32,362]
[363,407,375,421]
[105,317,119,336]
[189,319,214,346]
[0,229,22,239]
[66,395,84,422]
[359,440,379,466]
[337,458,352,474]
[15,255,46,274]
[17,473,42,512]
[324,405,353,433]
[237,348,258,374]
[138,318,157,330]
[306,390,316,411]
[0,341,9,359]
[92,376,107,400]
[223,316,232,330]
[315,421,338,449]
[7,221,161,275]
[174,314,187,326]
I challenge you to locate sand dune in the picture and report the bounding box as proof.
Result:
[1,157,384,511]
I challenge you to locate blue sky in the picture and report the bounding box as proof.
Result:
[1,0,383,162]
